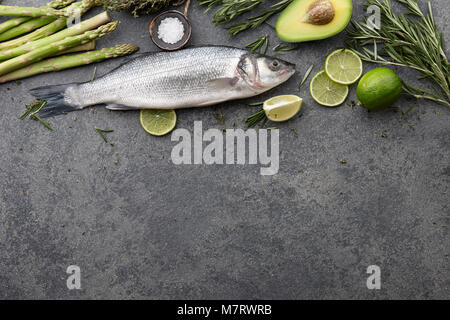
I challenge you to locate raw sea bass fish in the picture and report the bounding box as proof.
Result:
[30,46,296,117]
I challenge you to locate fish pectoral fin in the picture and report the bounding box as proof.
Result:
[208,77,239,90]
[105,104,137,111]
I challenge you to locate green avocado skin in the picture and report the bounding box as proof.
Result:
[356,68,403,111]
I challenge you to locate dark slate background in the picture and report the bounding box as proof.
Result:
[0,0,448,299]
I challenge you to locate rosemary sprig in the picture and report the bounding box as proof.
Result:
[273,43,300,52]
[199,0,264,24]
[199,0,293,37]
[299,64,314,89]
[245,34,269,54]
[31,114,54,131]
[212,107,225,126]
[272,43,301,56]
[227,0,292,37]
[90,66,97,83]
[346,0,449,108]
[401,104,416,118]
[20,100,54,130]
[95,128,114,143]
[247,101,263,106]
[198,0,224,11]
[246,108,266,128]
[20,100,45,120]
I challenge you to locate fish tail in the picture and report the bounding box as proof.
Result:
[29,83,79,118]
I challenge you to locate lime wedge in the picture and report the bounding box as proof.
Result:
[310,70,349,107]
[140,109,177,136]
[325,49,363,85]
[263,95,303,122]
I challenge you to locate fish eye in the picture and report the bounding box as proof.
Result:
[269,60,280,71]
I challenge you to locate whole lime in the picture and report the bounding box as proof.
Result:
[356,68,403,111]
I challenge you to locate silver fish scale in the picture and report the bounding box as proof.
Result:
[72,46,251,109]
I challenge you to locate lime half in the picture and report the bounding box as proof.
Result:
[263,95,303,122]
[310,70,349,107]
[325,49,363,85]
[140,109,177,136]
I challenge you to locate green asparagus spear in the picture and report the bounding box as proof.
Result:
[0,17,56,42]
[0,17,31,35]
[45,0,76,9]
[0,19,67,51]
[0,0,74,35]
[0,44,139,83]
[0,11,110,61]
[0,1,101,51]
[0,5,69,18]
[55,40,96,56]
[0,21,119,76]
[0,0,98,18]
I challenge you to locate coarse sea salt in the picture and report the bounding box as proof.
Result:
[157,17,184,45]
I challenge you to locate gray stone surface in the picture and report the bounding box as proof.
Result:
[0,0,448,300]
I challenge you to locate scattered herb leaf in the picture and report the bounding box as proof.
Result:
[273,43,300,53]
[290,127,298,137]
[199,0,264,24]
[96,128,114,143]
[246,108,266,128]
[90,66,97,83]
[213,107,225,126]
[246,34,269,54]
[299,64,314,90]
[401,105,416,118]
[31,114,54,131]
[247,101,263,106]
[20,100,45,120]
[20,100,53,130]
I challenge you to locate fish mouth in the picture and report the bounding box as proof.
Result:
[279,65,296,79]
[278,59,296,78]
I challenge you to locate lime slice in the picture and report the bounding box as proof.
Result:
[263,95,303,122]
[310,70,349,107]
[325,49,363,85]
[140,109,177,136]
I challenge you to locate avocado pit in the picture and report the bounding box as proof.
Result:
[302,0,335,25]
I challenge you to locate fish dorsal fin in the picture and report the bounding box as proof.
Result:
[116,52,152,67]
[91,52,155,82]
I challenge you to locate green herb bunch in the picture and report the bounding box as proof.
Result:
[100,0,176,16]
[347,0,449,108]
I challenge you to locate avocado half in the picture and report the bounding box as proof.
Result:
[276,0,353,43]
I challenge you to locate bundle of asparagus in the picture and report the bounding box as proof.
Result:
[0,0,139,83]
